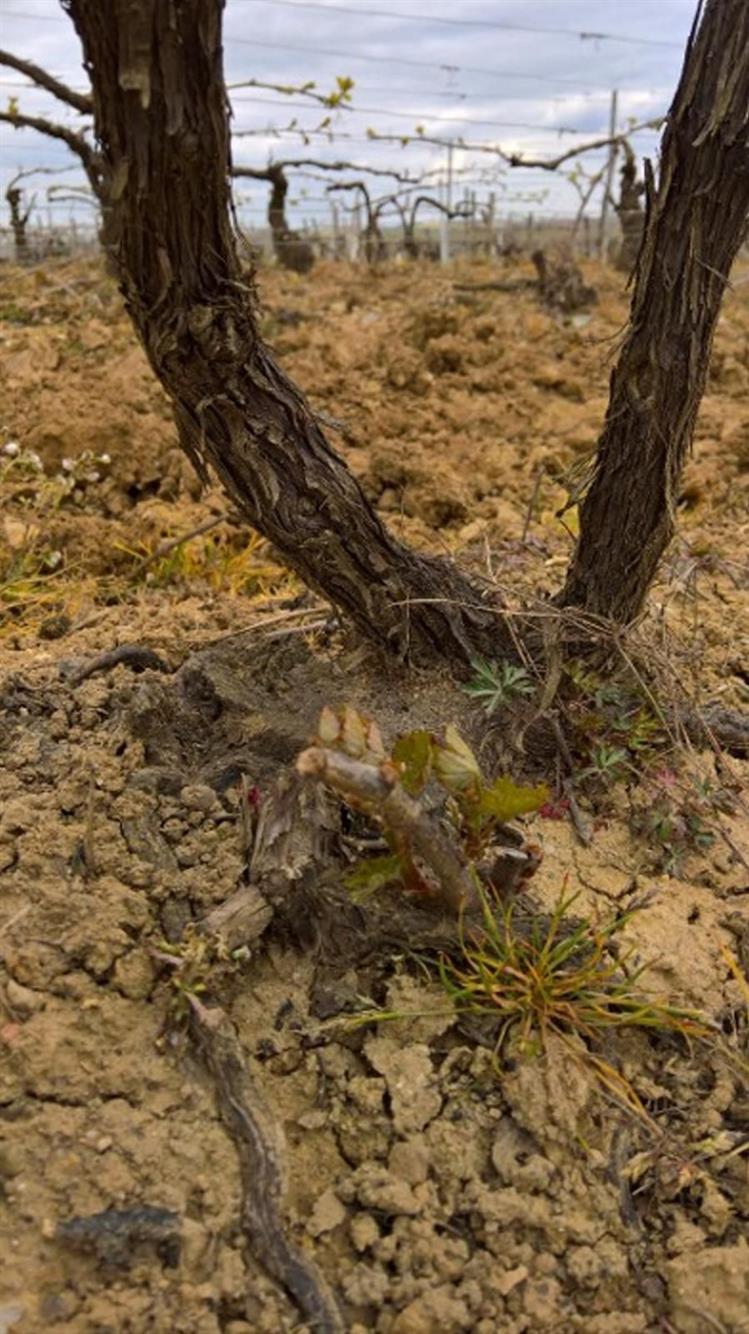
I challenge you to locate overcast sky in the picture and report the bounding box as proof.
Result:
[1,0,697,236]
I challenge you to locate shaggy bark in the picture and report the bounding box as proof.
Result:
[561,0,749,623]
[63,0,510,666]
[62,0,748,668]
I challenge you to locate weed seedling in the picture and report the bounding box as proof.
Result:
[463,658,535,715]
[578,743,630,785]
[436,888,715,1113]
[0,547,67,632]
[115,528,295,600]
[635,769,735,873]
[441,890,702,1045]
[561,660,672,805]
[152,930,250,1023]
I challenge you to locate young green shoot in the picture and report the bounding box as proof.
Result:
[464,658,535,716]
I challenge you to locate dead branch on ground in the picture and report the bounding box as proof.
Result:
[188,999,345,1334]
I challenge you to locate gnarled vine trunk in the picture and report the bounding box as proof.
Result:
[265,166,314,274]
[6,186,31,263]
[64,0,749,667]
[561,0,749,622]
[64,0,510,667]
[613,143,645,274]
[233,164,314,273]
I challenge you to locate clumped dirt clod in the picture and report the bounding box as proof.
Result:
[0,255,748,1333]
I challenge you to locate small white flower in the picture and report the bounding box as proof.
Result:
[2,441,20,457]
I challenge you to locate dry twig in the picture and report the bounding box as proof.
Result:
[62,643,169,687]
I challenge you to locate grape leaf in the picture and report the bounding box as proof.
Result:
[478,777,548,821]
[345,853,405,898]
[392,729,433,795]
